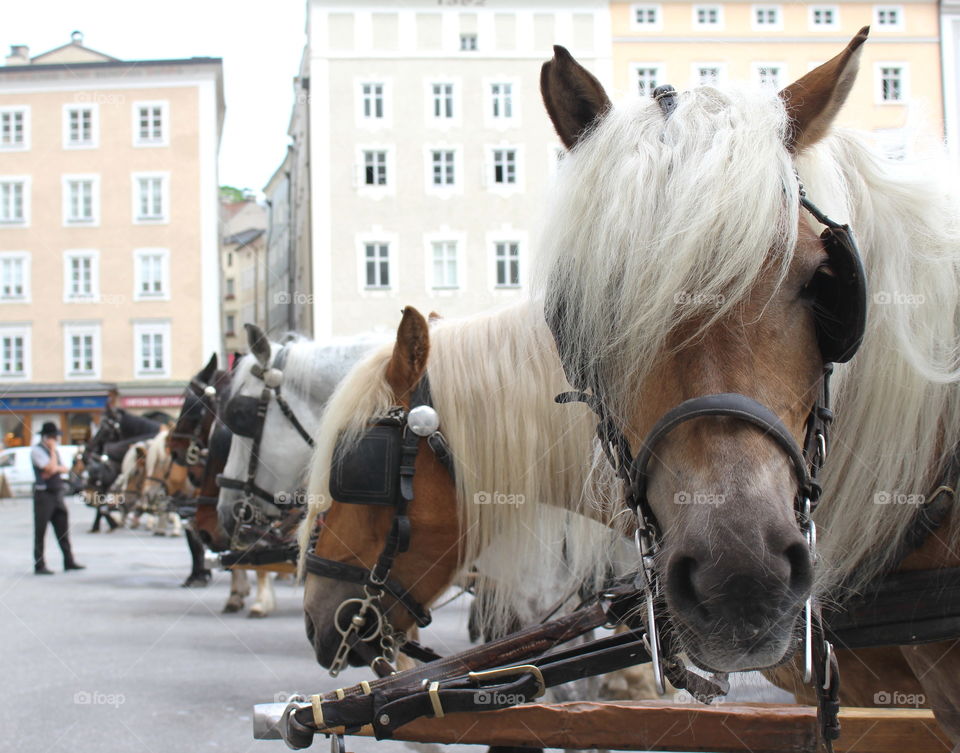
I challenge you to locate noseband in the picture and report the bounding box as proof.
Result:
[551,84,867,749]
[304,376,454,677]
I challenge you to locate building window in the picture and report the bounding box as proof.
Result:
[134,102,168,146]
[810,6,839,28]
[494,241,520,287]
[133,173,168,222]
[361,83,385,120]
[875,6,903,29]
[134,322,170,377]
[364,242,390,288]
[64,177,98,224]
[0,107,28,150]
[0,327,27,378]
[754,64,784,88]
[492,149,517,185]
[225,314,236,335]
[363,150,388,186]
[879,65,905,102]
[752,5,782,28]
[0,253,28,301]
[696,66,721,86]
[460,33,478,51]
[134,249,168,300]
[432,83,454,119]
[490,83,514,120]
[225,278,235,299]
[64,105,97,148]
[632,4,661,28]
[634,67,660,97]
[432,241,458,288]
[65,325,99,378]
[64,251,98,301]
[431,150,456,186]
[694,5,722,27]
[0,179,27,224]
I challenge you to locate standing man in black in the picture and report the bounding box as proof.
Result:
[32,422,84,575]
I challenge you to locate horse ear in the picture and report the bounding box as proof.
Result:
[780,26,869,153]
[386,307,430,402]
[541,45,611,150]
[244,323,271,368]
[199,353,218,383]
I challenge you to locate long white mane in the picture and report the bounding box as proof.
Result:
[536,83,960,594]
[301,302,629,632]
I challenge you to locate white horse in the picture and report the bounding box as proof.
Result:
[216,324,384,618]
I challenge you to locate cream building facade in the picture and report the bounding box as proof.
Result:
[610,1,944,157]
[0,33,223,445]
[221,197,266,355]
[305,0,612,338]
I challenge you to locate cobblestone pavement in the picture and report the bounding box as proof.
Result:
[0,494,791,753]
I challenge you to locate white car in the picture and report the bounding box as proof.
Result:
[0,445,83,498]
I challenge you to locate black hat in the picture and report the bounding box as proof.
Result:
[40,422,62,437]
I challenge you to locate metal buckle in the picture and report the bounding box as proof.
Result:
[468,664,546,699]
[634,518,666,695]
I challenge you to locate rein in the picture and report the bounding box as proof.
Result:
[304,376,453,677]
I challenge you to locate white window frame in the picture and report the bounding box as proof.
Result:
[62,174,100,227]
[0,251,30,303]
[427,238,462,291]
[424,144,463,197]
[131,171,170,224]
[356,145,395,198]
[752,62,788,89]
[63,250,100,303]
[485,144,524,196]
[809,5,840,29]
[459,33,478,51]
[750,5,783,31]
[356,231,399,294]
[355,79,392,129]
[487,231,528,291]
[63,322,101,380]
[0,106,30,151]
[0,176,30,227]
[425,79,461,128]
[62,103,99,150]
[132,100,169,147]
[0,324,30,380]
[133,321,171,378]
[875,62,909,104]
[691,62,727,87]
[692,5,724,29]
[629,63,664,98]
[133,248,170,301]
[874,5,905,31]
[630,4,663,31]
[484,78,521,129]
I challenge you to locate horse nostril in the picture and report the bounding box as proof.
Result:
[668,555,711,623]
[785,541,813,595]
[304,613,316,644]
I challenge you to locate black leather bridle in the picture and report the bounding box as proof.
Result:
[170,377,220,475]
[217,346,316,545]
[304,376,453,677]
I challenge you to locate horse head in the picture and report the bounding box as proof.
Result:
[538,33,869,672]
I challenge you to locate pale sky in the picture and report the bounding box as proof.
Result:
[4,0,307,192]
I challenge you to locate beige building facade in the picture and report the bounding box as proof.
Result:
[0,33,223,445]
[306,0,612,338]
[610,1,944,156]
[221,197,267,354]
